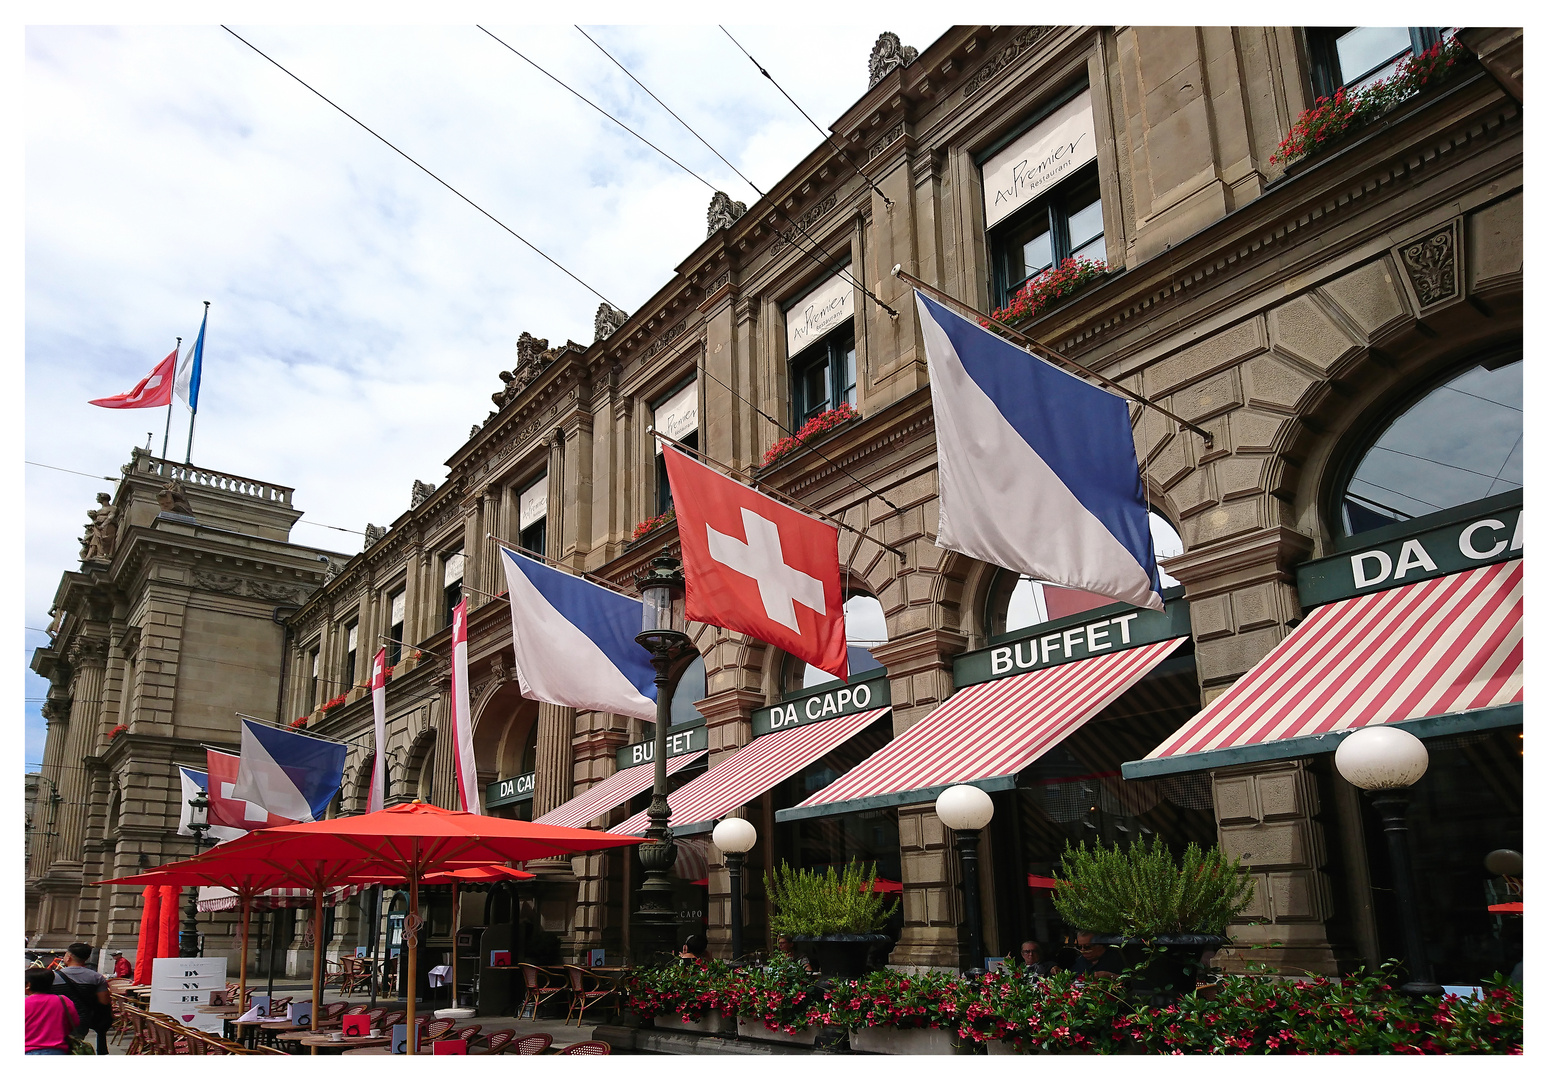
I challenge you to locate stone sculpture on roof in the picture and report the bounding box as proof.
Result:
[706,191,747,237]
[868,32,918,86]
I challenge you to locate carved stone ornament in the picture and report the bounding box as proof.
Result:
[868,32,918,87]
[1399,224,1459,307]
[156,479,195,516]
[66,636,110,666]
[410,480,437,509]
[706,191,747,237]
[594,302,629,342]
[193,568,309,605]
[364,523,388,547]
[470,423,483,439]
[492,331,566,408]
[82,492,119,563]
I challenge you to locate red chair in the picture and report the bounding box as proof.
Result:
[512,1033,553,1055]
[476,1029,518,1055]
[446,1023,482,1046]
[557,1040,612,1055]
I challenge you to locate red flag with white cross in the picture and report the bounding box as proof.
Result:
[662,446,848,681]
[206,748,298,831]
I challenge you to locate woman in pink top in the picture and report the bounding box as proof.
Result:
[25,967,78,1055]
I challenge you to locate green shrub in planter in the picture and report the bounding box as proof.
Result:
[764,860,898,936]
[1052,836,1253,937]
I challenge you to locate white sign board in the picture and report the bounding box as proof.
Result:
[518,477,548,530]
[786,272,855,357]
[150,956,228,1034]
[981,89,1096,228]
[149,991,227,1034]
[653,381,699,454]
[152,956,227,984]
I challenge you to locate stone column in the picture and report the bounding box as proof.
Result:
[460,490,485,605]
[545,429,566,560]
[479,487,503,599]
[29,702,69,880]
[531,702,575,818]
[54,636,109,868]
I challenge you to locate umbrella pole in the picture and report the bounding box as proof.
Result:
[311,887,323,1054]
[238,893,251,1010]
[450,881,459,1009]
[406,874,420,1055]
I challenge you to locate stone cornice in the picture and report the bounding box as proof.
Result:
[1162,525,1315,599]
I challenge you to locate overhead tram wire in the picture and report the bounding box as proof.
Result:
[219,25,621,311]
[569,26,898,319]
[717,26,893,210]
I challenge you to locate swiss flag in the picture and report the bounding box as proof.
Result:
[662,446,847,680]
[206,748,297,831]
[88,349,177,409]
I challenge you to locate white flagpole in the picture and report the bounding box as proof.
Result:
[368,649,387,813]
[449,600,480,814]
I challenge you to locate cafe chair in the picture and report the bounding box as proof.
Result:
[517,962,568,1019]
[379,1009,406,1029]
[512,1033,553,1055]
[476,1028,517,1055]
[557,1040,612,1055]
[422,1018,456,1045]
[562,964,618,1025]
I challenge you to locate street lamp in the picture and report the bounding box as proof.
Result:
[634,556,692,963]
[935,784,994,973]
[712,817,757,963]
[1334,726,1441,996]
[180,787,211,958]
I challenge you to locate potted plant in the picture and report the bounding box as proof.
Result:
[622,959,738,1035]
[1052,837,1253,1006]
[825,968,971,1055]
[726,961,824,1046]
[765,860,899,981]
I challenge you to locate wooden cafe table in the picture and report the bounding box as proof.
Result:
[300,1033,392,1054]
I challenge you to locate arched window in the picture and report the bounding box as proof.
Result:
[643,653,707,741]
[985,510,1182,639]
[1339,356,1522,536]
[781,594,887,697]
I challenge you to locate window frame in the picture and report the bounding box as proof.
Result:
[386,587,406,667]
[1306,27,1446,100]
[517,474,548,556]
[343,620,359,689]
[442,547,464,628]
[789,321,857,431]
[988,160,1105,309]
[650,373,700,516]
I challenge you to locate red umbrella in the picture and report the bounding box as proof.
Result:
[419,865,537,1001]
[156,885,182,969]
[123,801,644,1052]
[132,886,161,984]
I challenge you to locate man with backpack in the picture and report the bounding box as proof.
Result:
[53,943,111,1054]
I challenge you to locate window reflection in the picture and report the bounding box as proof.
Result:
[783,594,887,696]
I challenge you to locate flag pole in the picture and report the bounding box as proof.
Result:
[162,336,180,460]
[890,265,1216,447]
[185,301,209,464]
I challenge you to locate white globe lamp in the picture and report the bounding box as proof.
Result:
[1334,726,1429,790]
[934,785,994,972]
[712,817,757,962]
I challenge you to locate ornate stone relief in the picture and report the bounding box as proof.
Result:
[769,193,839,256]
[594,302,629,342]
[491,333,584,409]
[81,493,119,563]
[363,523,387,547]
[706,191,748,237]
[156,479,195,516]
[962,26,1054,98]
[868,32,918,86]
[1398,223,1460,307]
[410,480,437,509]
[66,637,109,666]
[192,568,311,605]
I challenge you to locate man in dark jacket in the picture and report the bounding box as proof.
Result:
[53,943,111,1054]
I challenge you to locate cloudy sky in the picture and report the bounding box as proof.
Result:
[21,12,957,769]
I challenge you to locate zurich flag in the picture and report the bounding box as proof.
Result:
[499,546,658,721]
[230,719,346,822]
[915,291,1163,610]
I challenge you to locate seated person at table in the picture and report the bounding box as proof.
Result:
[1017,939,1057,977]
[769,934,813,973]
[677,935,708,962]
[1061,931,1125,979]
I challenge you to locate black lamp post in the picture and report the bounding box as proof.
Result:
[180,787,211,957]
[712,817,757,962]
[633,556,691,964]
[936,784,995,974]
[1335,726,1442,997]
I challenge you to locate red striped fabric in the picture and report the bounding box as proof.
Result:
[196,883,363,913]
[794,639,1184,813]
[533,751,706,830]
[1143,561,1522,764]
[610,707,892,836]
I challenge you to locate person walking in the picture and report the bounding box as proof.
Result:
[25,967,78,1055]
[53,942,111,1054]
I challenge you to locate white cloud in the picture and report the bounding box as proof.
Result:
[23,18,952,765]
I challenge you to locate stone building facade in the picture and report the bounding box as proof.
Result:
[30,25,1521,983]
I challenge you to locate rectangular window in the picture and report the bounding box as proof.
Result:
[1307,27,1451,99]
[308,647,320,709]
[652,379,699,516]
[386,588,405,667]
[517,477,547,556]
[344,621,359,689]
[790,324,857,430]
[982,87,1105,309]
[442,548,464,628]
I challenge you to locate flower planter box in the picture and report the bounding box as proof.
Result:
[654,1010,736,1035]
[735,1017,818,1046]
[986,1038,1029,1055]
[849,1025,965,1055]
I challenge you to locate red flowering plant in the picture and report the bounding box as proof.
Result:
[821,969,966,1032]
[106,724,127,740]
[289,717,308,729]
[620,959,738,1023]
[315,692,349,716]
[630,507,676,542]
[1270,37,1470,166]
[721,961,826,1034]
[985,256,1107,327]
[760,401,860,469]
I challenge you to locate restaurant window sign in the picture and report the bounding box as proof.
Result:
[981,87,1096,229]
[752,671,891,738]
[652,379,699,454]
[616,722,709,770]
[785,270,855,357]
[485,771,535,808]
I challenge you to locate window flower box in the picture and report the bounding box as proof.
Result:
[987,257,1107,328]
[848,1024,966,1055]
[761,402,860,469]
[654,1010,736,1035]
[735,1017,818,1046]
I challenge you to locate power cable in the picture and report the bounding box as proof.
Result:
[570,26,897,318]
[717,25,894,209]
[220,25,621,310]
[25,461,119,483]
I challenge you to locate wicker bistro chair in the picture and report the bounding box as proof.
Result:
[476,1029,517,1055]
[421,1018,456,1046]
[557,1040,612,1055]
[562,964,618,1025]
[517,963,568,1019]
[448,1023,483,1047]
[512,1033,553,1055]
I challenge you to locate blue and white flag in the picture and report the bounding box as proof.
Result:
[499,546,658,721]
[915,291,1163,611]
[176,765,246,843]
[174,306,206,411]
[229,719,346,822]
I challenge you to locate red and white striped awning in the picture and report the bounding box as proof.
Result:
[196,883,364,913]
[532,751,706,830]
[610,707,892,837]
[781,639,1184,821]
[1126,560,1522,779]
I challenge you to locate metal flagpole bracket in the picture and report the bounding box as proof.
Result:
[483,533,634,593]
[890,265,1215,448]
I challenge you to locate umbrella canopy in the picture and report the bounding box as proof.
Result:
[420,865,536,884]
